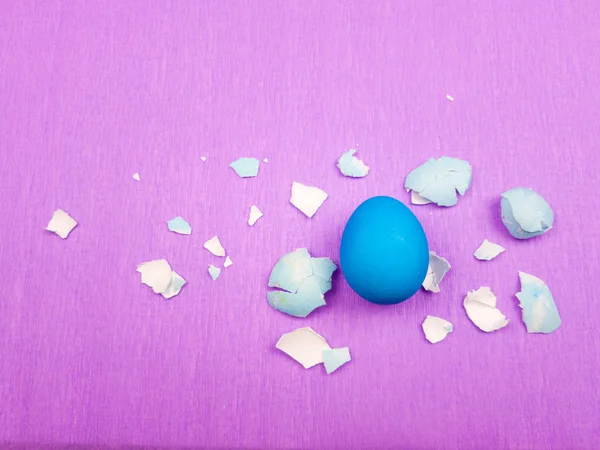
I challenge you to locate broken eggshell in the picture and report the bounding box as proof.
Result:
[46,209,78,239]
[474,239,505,261]
[337,149,369,178]
[137,259,186,299]
[276,327,331,369]
[248,205,263,226]
[516,271,561,334]
[230,157,260,178]
[340,196,429,304]
[422,316,453,344]
[204,236,226,257]
[422,251,451,293]
[463,287,509,333]
[208,264,221,281]
[267,248,336,318]
[501,187,554,239]
[322,347,351,374]
[167,216,192,235]
[405,157,472,207]
[290,181,328,218]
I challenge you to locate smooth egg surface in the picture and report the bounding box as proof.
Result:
[340,196,429,305]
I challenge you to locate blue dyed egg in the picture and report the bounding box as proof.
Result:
[340,196,429,305]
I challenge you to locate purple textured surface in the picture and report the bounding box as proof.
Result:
[1,1,599,449]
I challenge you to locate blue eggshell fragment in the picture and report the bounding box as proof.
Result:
[268,276,326,318]
[516,272,561,334]
[337,149,369,178]
[310,257,337,293]
[230,157,260,178]
[268,248,313,293]
[208,265,221,281]
[501,187,554,239]
[340,196,429,305]
[322,347,351,374]
[267,248,337,318]
[405,157,472,207]
[167,216,192,235]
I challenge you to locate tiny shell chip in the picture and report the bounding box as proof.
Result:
[422,251,451,293]
[276,327,331,369]
[248,205,263,226]
[516,271,561,334]
[167,216,192,235]
[137,259,173,294]
[208,265,221,281]
[137,260,186,299]
[405,157,472,207]
[290,182,328,218]
[337,149,369,178]
[501,187,554,239]
[322,347,351,374]
[474,239,505,261]
[46,209,78,239]
[230,157,260,178]
[422,316,453,343]
[204,236,226,257]
[224,256,233,268]
[463,287,508,333]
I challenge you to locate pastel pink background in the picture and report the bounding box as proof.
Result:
[1,1,599,449]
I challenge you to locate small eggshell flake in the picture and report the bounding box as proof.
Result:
[204,236,226,257]
[405,157,472,207]
[230,157,260,178]
[422,316,453,343]
[276,327,331,369]
[46,209,78,239]
[137,260,186,299]
[248,205,263,226]
[422,251,451,293]
[208,265,221,281]
[474,239,505,261]
[463,287,509,333]
[133,173,141,181]
[137,259,173,294]
[501,187,554,239]
[290,182,328,218]
[337,149,369,178]
[322,347,351,374]
[167,216,192,235]
[224,256,233,268]
[516,272,561,334]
